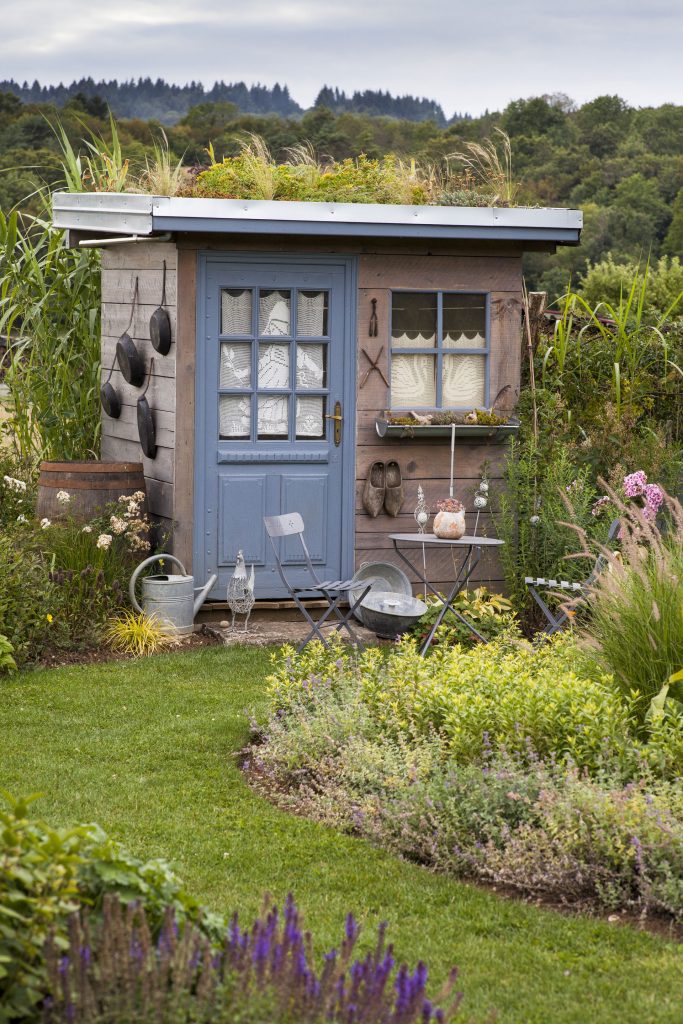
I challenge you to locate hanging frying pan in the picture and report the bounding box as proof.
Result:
[149,260,172,355]
[137,358,157,459]
[116,277,145,386]
[100,350,121,418]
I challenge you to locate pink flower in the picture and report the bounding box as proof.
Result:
[591,496,611,517]
[623,471,647,498]
[644,483,664,511]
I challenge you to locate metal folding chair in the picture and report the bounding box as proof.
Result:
[525,519,620,636]
[264,512,374,652]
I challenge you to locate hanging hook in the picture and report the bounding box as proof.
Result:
[369,297,378,337]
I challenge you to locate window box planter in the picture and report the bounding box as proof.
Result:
[375,417,520,440]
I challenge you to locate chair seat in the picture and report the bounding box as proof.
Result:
[294,578,357,594]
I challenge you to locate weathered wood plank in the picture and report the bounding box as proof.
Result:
[102,370,176,414]
[145,477,174,521]
[101,269,177,306]
[172,249,198,569]
[101,306,177,343]
[354,544,504,584]
[355,444,507,481]
[101,435,174,483]
[359,254,523,293]
[355,510,497,533]
[489,293,523,412]
[102,405,175,449]
[176,235,533,259]
[101,243,178,272]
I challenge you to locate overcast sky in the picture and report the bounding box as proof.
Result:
[1,0,681,117]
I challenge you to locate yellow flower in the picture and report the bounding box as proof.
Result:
[46,614,53,623]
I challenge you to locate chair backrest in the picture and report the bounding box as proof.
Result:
[264,512,304,538]
[263,513,320,590]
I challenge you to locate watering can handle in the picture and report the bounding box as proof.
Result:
[128,553,187,613]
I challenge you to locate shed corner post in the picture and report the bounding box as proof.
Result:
[172,246,198,572]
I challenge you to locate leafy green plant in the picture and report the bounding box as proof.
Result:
[0,532,55,666]
[132,128,187,196]
[449,127,519,205]
[410,587,518,647]
[52,113,130,193]
[0,793,211,1022]
[0,634,16,674]
[104,610,179,657]
[0,208,101,466]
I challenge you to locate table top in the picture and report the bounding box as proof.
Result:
[390,533,504,547]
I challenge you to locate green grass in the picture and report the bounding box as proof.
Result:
[1,647,682,1024]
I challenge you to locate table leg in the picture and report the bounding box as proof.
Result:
[392,541,487,654]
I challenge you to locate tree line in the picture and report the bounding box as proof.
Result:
[0,88,681,294]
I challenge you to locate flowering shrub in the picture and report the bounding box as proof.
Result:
[410,588,518,648]
[0,633,17,674]
[44,896,462,1024]
[253,641,683,919]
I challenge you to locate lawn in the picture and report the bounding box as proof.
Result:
[1,646,682,1024]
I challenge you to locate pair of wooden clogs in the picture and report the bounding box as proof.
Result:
[362,460,404,517]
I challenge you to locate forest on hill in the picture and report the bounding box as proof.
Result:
[0,86,681,295]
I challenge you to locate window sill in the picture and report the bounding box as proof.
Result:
[375,417,519,441]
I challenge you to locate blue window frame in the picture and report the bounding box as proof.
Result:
[389,290,490,411]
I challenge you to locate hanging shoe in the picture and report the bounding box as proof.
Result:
[362,461,386,517]
[384,460,404,517]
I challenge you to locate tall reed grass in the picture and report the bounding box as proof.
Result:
[0,207,101,468]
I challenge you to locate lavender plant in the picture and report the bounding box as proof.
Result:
[43,895,463,1024]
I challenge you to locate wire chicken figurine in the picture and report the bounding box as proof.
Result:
[227,550,255,632]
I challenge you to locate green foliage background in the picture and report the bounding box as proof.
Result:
[0,89,681,294]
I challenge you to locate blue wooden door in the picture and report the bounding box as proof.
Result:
[195,256,356,599]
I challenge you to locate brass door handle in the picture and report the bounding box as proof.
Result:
[325,401,343,446]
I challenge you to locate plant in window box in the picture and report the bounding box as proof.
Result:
[433,497,466,539]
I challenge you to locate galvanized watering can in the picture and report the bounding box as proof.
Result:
[129,554,217,636]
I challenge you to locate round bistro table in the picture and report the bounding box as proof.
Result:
[389,533,505,655]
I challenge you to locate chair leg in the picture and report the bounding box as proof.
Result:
[323,586,371,649]
[528,585,564,638]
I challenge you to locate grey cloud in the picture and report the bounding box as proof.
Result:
[0,0,681,115]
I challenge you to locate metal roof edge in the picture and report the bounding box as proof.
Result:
[52,192,582,244]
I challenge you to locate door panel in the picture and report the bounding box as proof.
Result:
[196,257,355,599]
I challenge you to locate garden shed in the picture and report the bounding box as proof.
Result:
[52,194,581,599]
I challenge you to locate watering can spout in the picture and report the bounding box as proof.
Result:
[194,574,218,617]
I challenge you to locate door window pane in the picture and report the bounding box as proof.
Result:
[220,343,251,388]
[258,395,289,437]
[391,354,436,407]
[258,344,290,389]
[296,344,326,389]
[442,355,486,407]
[219,395,250,438]
[221,289,252,335]
[297,291,328,336]
[443,294,486,348]
[296,396,325,438]
[259,290,291,336]
[391,292,437,348]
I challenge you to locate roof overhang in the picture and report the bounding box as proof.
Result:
[52,192,583,246]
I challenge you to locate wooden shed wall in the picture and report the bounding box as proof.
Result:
[100,242,177,530]
[99,236,523,593]
[355,253,523,591]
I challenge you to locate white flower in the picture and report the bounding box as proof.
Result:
[40,517,51,529]
[81,525,93,533]
[110,515,127,535]
[529,515,540,526]
[3,475,26,492]
[16,514,27,524]
[56,489,71,505]
[133,491,145,501]
[96,533,113,550]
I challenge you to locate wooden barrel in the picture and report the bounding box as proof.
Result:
[36,461,147,522]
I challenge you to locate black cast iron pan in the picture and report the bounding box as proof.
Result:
[137,358,157,459]
[100,350,121,418]
[149,260,172,355]
[116,277,145,386]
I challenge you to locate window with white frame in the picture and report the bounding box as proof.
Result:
[390,291,488,410]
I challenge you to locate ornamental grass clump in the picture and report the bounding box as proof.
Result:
[43,896,462,1024]
[569,482,683,722]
